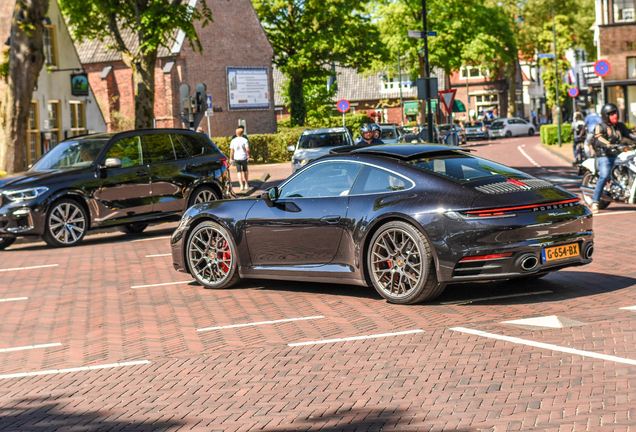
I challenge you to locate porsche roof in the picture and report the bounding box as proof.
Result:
[329,143,471,159]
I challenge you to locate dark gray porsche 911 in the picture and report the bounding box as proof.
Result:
[171,144,593,304]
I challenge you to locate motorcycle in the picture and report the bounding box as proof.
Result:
[579,143,636,209]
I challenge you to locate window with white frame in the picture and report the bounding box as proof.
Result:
[43,25,58,67]
[628,57,636,79]
[380,75,412,92]
[69,101,86,137]
[614,0,635,21]
[460,67,490,79]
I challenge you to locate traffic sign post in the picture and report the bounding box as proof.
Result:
[337,99,350,127]
[205,95,213,135]
[594,59,610,106]
[439,89,457,122]
[567,88,579,98]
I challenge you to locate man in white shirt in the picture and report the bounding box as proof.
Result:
[229,128,250,191]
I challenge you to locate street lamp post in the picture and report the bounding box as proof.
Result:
[422,0,434,143]
[397,37,407,126]
[552,1,562,147]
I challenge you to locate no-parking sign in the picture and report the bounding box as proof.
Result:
[594,60,611,78]
[337,99,350,113]
[568,88,579,98]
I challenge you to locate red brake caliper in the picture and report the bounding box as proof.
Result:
[218,240,231,273]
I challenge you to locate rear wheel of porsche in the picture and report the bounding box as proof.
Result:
[367,221,445,304]
[187,221,240,289]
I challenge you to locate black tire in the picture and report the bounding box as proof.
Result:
[581,172,610,209]
[528,128,535,137]
[119,223,149,235]
[367,221,445,304]
[42,198,88,248]
[188,186,220,207]
[505,131,512,138]
[186,221,240,289]
[0,236,16,250]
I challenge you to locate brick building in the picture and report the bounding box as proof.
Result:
[588,0,636,125]
[76,0,277,137]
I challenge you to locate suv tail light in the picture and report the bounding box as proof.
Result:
[220,157,229,169]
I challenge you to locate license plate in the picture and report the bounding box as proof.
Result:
[542,243,580,262]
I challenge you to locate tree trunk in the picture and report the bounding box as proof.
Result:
[0,0,49,174]
[289,74,305,127]
[123,49,157,130]
[507,59,517,118]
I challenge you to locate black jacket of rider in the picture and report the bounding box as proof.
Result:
[594,121,636,158]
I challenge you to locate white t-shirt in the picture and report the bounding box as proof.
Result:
[230,136,249,160]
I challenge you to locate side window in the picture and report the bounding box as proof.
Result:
[279,162,363,199]
[176,134,220,157]
[351,166,412,195]
[143,134,175,163]
[104,136,142,168]
[170,135,190,159]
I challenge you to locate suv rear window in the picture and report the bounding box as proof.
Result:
[298,132,348,149]
[174,134,221,157]
[380,128,397,140]
[406,153,526,182]
[490,121,505,129]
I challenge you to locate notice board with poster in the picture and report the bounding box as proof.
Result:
[227,68,270,110]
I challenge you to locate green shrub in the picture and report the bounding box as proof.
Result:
[0,170,6,177]
[210,126,305,164]
[540,123,572,145]
[277,112,374,132]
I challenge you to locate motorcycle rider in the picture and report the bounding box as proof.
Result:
[356,123,384,145]
[371,123,382,141]
[591,103,636,213]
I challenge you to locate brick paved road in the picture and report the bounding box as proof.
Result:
[1,136,635,431]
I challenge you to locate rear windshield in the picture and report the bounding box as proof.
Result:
[299,132,349,149]
[490,121,505,129]
[380,128,397,140]
[438,125,454,132]
[467,122,483,127]
[406,153,527,182]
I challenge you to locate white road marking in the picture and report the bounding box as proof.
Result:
[130,236,171,243]
[198,315,325,332]
[145,254,171,258]
[440,290,552,306]
[0,264,58,273]
[594,211,635,217]
[0,297,28,303]
[288,329,424,347]
[131,280,195,289]
[501,315,562,328]
[0,360,151,380]
[0,343,61,353]
[620,306,636,310]
[451,327,636,366]
[518,145,542,168]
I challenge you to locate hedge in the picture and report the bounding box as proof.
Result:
[277,113,374,132]
[540,123,573,145]
[210,126,305,164]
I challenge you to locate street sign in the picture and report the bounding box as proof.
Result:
[407,30,424,39]
[206,95,214,116]
[438,89,457,114]
[337,99,350,113]
[427,31,437,36]
[594,59,611,77]
[567,87,579,98]
[415,77,438,100]
[538,53,555,59]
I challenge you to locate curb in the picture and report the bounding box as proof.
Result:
[541,143,574,164]
[235,172,270,196]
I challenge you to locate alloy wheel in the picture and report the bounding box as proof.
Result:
[194,189,217,205]
[48,201,86,245]
[188,224,234,286]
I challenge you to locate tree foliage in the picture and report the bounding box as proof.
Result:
[252,0,386,126]
[59,0,212,129]
[538,15,574,112]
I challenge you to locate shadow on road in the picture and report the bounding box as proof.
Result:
[0,396,184,431]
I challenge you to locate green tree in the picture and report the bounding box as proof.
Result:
[59,0,212,129]
[252,0,385,126]
[0,0,50,174]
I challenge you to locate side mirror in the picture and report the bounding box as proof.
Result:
[104,158,122,169]
[286,145,295,152]
[261,186,279,207]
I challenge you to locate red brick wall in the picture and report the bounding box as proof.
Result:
[599,24,636,81]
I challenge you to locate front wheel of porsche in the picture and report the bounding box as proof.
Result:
[367,221,445,304]
[187,221,240,289]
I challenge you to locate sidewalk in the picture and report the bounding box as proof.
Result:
[541,142,576,165]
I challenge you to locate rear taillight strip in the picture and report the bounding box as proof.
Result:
[466,198,580,217]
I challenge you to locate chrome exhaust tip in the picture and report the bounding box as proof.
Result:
[585,244,594,260]
[520,254,539,271]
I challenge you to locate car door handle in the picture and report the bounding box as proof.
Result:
[136,170,148,177]
[320,215,341,224]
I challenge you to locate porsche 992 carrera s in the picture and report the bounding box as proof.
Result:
[171,144,593,304]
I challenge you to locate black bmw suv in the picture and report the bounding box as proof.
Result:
[0,129,233,249]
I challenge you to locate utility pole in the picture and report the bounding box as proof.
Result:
[422,0,434,143]
[397,43,405,126]
[552,1,562,147]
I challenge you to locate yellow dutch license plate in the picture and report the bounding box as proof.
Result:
[541,243,580,262]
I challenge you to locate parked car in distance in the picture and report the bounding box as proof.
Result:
[438,124,467,145]
[464,121,489,140]
[489,117,536,139]
[288,127,354,173]
[400,125,439,143]
[171,143,593,305]
[377,123,401,144]
[0,129,233,250]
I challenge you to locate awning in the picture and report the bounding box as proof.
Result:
[404,100,438,115]
[452,100,466,112]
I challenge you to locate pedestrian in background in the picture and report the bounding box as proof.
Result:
[584,109,603,158]
[230,128,251,191]
[569,112,586,164]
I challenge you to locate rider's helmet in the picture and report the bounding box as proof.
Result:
[370,123,381,139]
[601,103,619,124]
[359,123,373,134]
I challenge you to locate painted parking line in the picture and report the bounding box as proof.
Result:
[518,145,542,168]
[288,329,424,347]
[0,264,58,273]
[440,290,552,306]
[0,360,151,380]
[130,236,171,243]
[620,306,636,310]
[131,280,195,289]
[198,316,325,332]
[0,342,61,353]
[594,211,635,217]
[451,327,636,366]
[0,297,28,303]
[145,254,171,258]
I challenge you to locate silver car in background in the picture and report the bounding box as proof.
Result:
[288,127,354,172]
